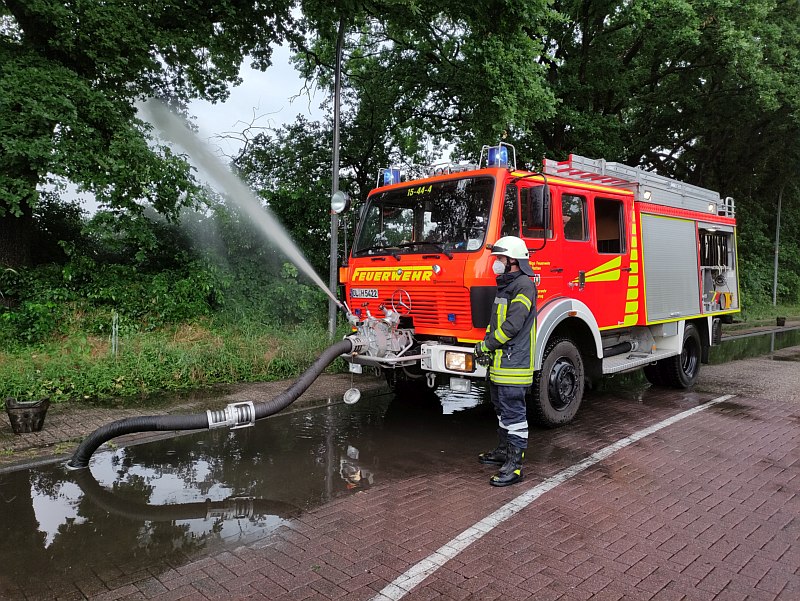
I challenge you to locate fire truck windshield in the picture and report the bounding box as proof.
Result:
[353,176,494,257]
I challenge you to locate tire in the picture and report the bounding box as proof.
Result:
[650,324,702,389]
[530,337,585,427]
[643,363,664,386]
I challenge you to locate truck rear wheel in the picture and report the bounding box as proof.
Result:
[643,324,701,389]
[530,338,584,427]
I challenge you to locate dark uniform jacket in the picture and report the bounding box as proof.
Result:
[483,271,537,386]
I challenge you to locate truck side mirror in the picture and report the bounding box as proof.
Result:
[543,185,551,237]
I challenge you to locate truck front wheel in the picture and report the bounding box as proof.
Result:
[530,338,585,427]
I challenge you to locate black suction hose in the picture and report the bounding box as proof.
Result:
[67,338,356,470]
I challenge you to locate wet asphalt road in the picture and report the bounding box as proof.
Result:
[0,346,797,600]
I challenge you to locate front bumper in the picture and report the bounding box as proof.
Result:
[341,340,487,379]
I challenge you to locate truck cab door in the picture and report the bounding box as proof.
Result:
[565,190,633,327]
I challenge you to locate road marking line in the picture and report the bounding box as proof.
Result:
[370,394,736,601]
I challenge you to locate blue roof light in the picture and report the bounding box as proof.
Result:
[383,168,401,185]
[487,146,509,167]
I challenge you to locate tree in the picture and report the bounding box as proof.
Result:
[295,0,557,158]
[233,117,336,275]
[0,0,297,268]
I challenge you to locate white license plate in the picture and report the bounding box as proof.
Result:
[351,288,379,299]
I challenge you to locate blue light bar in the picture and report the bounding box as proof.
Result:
[383,168,401,185]
[487,146,509,167]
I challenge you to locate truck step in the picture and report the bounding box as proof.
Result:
[602,348,677,375]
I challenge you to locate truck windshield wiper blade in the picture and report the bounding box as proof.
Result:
[354,244,401,260]
[392,242,453,259]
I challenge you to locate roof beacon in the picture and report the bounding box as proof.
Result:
[480,142,516,170]
[378,167,401,187]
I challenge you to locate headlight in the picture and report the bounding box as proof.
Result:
[445,351,474,372]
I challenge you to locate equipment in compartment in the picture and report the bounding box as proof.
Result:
[699,227,735,312]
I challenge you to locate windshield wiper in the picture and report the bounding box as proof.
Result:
[354,244,401,260]
[392,242,453,259]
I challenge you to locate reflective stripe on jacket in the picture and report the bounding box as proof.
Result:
[483,271,536,386]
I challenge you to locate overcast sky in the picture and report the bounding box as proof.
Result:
[70,44,324,212]
[188,44,325,158]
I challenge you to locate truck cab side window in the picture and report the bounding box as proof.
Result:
[501,184,520,236]
[562,193,587,241]
[595,197,625,253]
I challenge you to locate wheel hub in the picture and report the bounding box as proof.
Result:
[548,358,577,411]
[681,341,699,377]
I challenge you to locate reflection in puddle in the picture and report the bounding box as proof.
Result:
[435,381,487,414]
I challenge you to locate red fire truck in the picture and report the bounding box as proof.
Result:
[337,144,739,425]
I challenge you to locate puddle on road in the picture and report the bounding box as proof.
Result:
[0,387,495,598]
[708,400,762,421]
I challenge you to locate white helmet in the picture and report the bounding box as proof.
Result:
[491,236,535,276]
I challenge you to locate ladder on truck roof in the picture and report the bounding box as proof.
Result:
[542,154,735,217]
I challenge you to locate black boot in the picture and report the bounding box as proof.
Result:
[478,444,506,465]
[478,433,508,465]
[490,444,524,487]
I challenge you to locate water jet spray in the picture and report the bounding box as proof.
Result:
[137,99,341,308]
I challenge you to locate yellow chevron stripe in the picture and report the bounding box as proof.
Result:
[585,256,621,276]
[585,270,621,282]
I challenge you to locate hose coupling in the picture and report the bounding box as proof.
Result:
[346,334,368,355]
[207,401,256,430]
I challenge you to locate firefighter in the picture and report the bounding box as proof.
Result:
[474,236,536,487]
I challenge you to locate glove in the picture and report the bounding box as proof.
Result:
[474,341,491,366]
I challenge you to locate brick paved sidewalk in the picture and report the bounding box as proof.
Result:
[1,344,797,601]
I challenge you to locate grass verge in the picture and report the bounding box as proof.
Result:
[0,316,348,409]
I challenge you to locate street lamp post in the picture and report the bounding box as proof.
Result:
[772,184,784,307]
[328,17,346,339]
